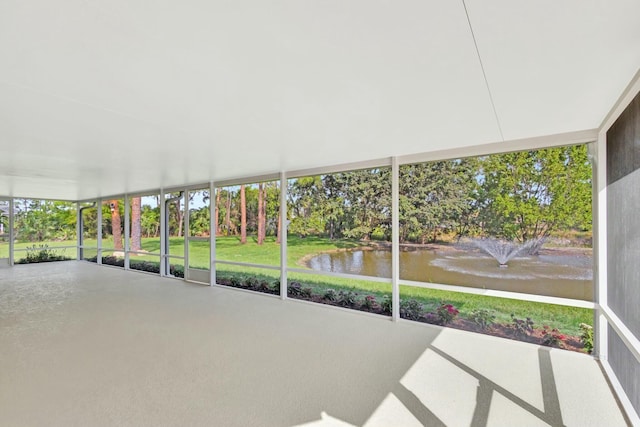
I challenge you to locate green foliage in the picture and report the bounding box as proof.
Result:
[435,303,459,325]
[400,299,424,321]
[511,314,535,338]
[362,295,377,310]
[541,326,566,348]
[579,323,594,354]
[478,145,592,243]
[14,199,77,243]
[337,290,358,307]
[17,244,72,264]
[469,309,496,330]
[380,294,392,315]
[323,289,338,301]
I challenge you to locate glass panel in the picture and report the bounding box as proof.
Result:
[188,189,210,270]
[13,199,76,264]
[128,194,161,257]
[166,192,185,259]
[0,200,9,260]
[214,181,280,266]
[398,145,593,301]
[101,199,124,255]
[286,168,391,279]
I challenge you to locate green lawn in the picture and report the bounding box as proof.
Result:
[9,235,592,336]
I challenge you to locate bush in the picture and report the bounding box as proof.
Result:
[380,295,392,315]
[579,323,594,354]
[288,282,303,297]
[436,303,459,325]
[323,289,338,302]
[541,326,566,348]
[362,295,377,310]
[400,299,423,321]
[511,314,534,338]
[469,309,496,330]
[337,290,358,307]
[17,244,72,264]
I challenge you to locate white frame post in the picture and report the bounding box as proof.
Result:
[159,189,166,276]
[184,190,189,281]
[280,171,287,300]
[124,195,130,270]
[595,133,608,360]
[8,198,14,266]
[76,201,81,261]
[391,157,400,321]
[210,182,216,286]
[96,198,103,265]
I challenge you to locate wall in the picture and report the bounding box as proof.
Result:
[606,90,640,419]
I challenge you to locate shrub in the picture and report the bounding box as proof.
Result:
[469,309,496,330]
[301,286,313,298]
[288,282,302,297]
[337,290,358,307]
[323,289,338,302]
[269,280,280,294]
[18,244,72,264]
[579,323,594,354]
[400,299,423,321]
[362,295,377,310]
[541,326,566,348]
[511,314,534,338]
[423,312,440,325]
[436,303,459,325]
[380,295,392,315]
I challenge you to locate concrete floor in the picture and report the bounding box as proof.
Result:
[0,262,628,427]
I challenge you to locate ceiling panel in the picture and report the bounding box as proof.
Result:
[1,0,638,199]
[465,0,640,141]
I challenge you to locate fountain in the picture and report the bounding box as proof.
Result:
[470,238,543,267]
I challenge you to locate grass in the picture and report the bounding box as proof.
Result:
[7,235,593,336]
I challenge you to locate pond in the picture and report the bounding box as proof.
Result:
[306,247,593,301]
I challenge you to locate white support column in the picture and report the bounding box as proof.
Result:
[124,195,130,270]
[210,182,216,286]
[391,157,400,321]
[595,132,608,360]
[76,201,81,261]
[280,171,288,300]
[8,198,14,266]
[184,190,189,281]
[97,198,103,265]
[159,189,166,276]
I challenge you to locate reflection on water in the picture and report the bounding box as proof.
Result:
[307,248,593,301]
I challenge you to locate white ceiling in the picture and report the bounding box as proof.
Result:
[0,0,639,200]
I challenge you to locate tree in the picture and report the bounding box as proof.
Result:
[240,185,247,244]
[130,197,141,251]
[257,183,265,245]
[478,145,592,245]
[109,200,123,250]
[215,188,221,236]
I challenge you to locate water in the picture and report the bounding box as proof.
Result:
[306,247,593,301]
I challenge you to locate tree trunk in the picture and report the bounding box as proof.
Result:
[240,185,247,244]
[175,199,183,238]
[225,192,231,236]
[215,189,221,236]
[276,211,281,244]
[130,197,142,251]
[257,183,265,245]
[110,200,123,250]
